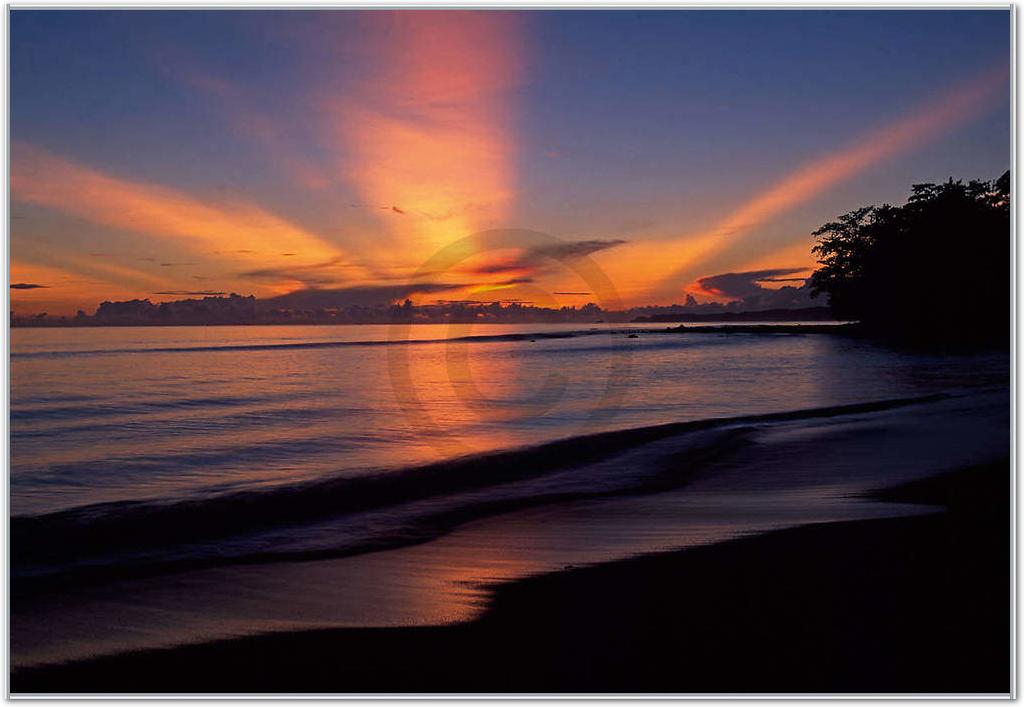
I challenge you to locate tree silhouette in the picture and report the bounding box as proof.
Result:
[809,171,1010,346]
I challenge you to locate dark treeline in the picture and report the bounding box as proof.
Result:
[810,171,1010,346]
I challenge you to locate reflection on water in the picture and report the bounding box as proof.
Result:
[9,324,1009,669]
[10,324,1007,515]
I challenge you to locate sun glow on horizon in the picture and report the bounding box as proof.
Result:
[329,11,523,265]
[7,11,1010,316]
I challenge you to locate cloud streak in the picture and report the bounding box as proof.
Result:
[238,256,355,287]
[11,143,367,291]
[154,290,228,296]
[262,281,472,309]
[459,238,627,280]
[599,62,1009,305]
[9,259,163,315]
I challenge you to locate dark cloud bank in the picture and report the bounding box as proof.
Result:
[691,268,815,311]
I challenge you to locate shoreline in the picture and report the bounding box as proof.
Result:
[8,392,953,594]
[10,320,852,330]
[12,458,1010,695]
[11,321,1007,353]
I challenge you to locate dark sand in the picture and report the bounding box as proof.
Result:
[12,459,1009,695]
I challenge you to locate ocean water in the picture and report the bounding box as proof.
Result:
[11,323,1007,515]
[9,323,1011,667]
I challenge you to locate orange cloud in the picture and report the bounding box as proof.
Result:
[10,260,84,290]
[9,259,168,316]
[684,279,728,300]
[328,11,522,263]
[598,63,1009,306]
[11,143,367,290]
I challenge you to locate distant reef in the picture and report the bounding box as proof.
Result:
[632,307,834,323]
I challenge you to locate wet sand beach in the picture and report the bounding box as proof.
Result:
[12,458,1009,694]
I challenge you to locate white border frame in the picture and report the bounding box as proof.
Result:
[0,2,1016,702]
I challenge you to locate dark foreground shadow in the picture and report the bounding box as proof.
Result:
[12,459,1010,694]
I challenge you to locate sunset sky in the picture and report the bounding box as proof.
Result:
[10,9,1010,315]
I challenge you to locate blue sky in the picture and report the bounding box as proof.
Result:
[10,9,1011,313]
